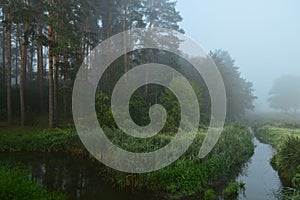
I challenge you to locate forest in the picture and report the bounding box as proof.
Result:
[0,0,299,200]
[0,0,256,128]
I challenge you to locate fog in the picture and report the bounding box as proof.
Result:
[176,0,300,111]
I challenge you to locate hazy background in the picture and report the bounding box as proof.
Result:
[176,0,300,111]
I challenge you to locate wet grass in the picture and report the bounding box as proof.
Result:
[255,123,300,200]
[0,123,254,199]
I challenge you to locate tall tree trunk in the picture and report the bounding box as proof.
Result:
[6,0,12,125]
[2,15,6,96]
[20,20,29,126]
[48,10,54,129]
[28,45,34,81]
[122,0,128,78]
[48,0,55,128]
[63,57,68,120]
[37,24,44,113]
[15,24,20,87]
[53,53,58,127]
[144,21,153,96]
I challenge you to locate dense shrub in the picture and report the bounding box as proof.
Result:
[204,189,217,200]
[105,124,254,197]
[222,181,240,199]
[0,124,254,198]
[0,164,65,200]
[0,128,86,155]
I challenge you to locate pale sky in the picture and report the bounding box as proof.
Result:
[176,0,300,111]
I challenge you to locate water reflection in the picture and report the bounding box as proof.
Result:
[0,136,283,200]
[236,138,282,200]
[0,153,156,200]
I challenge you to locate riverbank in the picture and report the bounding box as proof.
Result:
[235,136,282,200]
[0,163,65,200]
[254,123,300,199]
[0,123,254,199]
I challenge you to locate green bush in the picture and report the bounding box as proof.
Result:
[222,181,239,199]
[0,128,86,155]
[0,124,254,198]
[105,124,254,197]
[0,164,65,200]
[204,189,217,200]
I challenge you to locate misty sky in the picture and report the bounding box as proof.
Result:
[176,0,300,111]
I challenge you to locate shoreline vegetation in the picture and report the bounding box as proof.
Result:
[254,122,300,200]
[0,164,65,200]
[0,123,254,199]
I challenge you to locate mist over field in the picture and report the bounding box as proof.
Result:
[177,0,300,112]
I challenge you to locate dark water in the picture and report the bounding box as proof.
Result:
[235,137,282,200]
[0,153,157,200]
[0,136,282,200]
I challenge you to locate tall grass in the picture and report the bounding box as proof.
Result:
[0,123,254,198]
[255,124,300,200]
[105,124,254,197]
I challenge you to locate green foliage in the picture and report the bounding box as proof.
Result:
[0,124,254,198]
[96,90,151,128]
[105,124,254,197]
[222,181,240,199]
[159,87,180,133]
[256,124,300,199]
[0,164,65,200]
[129,91,151,126]
[274,137,300,184]
[0,128,86,155]
[204,189,217,200]
[256,124,300,149]
[158,77,202,133]
[96,91,114,127]
[210,50,256,120]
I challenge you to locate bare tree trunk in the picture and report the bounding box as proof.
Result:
[63,57,68,120]
[15,24,20,87]
[2,13,6,95]
[144,21,153,96]
[6,0,12,125]
[122,0,128,79]
[2,30,5,91]
[53,54,58,127]
[20,19,29,126]
[37,24,44,113]
[28,45,34,81]
[48,0,54,128]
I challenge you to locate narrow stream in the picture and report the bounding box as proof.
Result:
[0,134,283,200]
[235,137,282,200]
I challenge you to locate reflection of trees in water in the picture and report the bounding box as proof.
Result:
[23,155,95,199]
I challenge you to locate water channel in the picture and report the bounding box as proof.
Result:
[0,134,282,200]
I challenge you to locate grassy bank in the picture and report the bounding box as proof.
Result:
[255,123,300,200]
[0,163,65,200]
[0,123,254,199]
